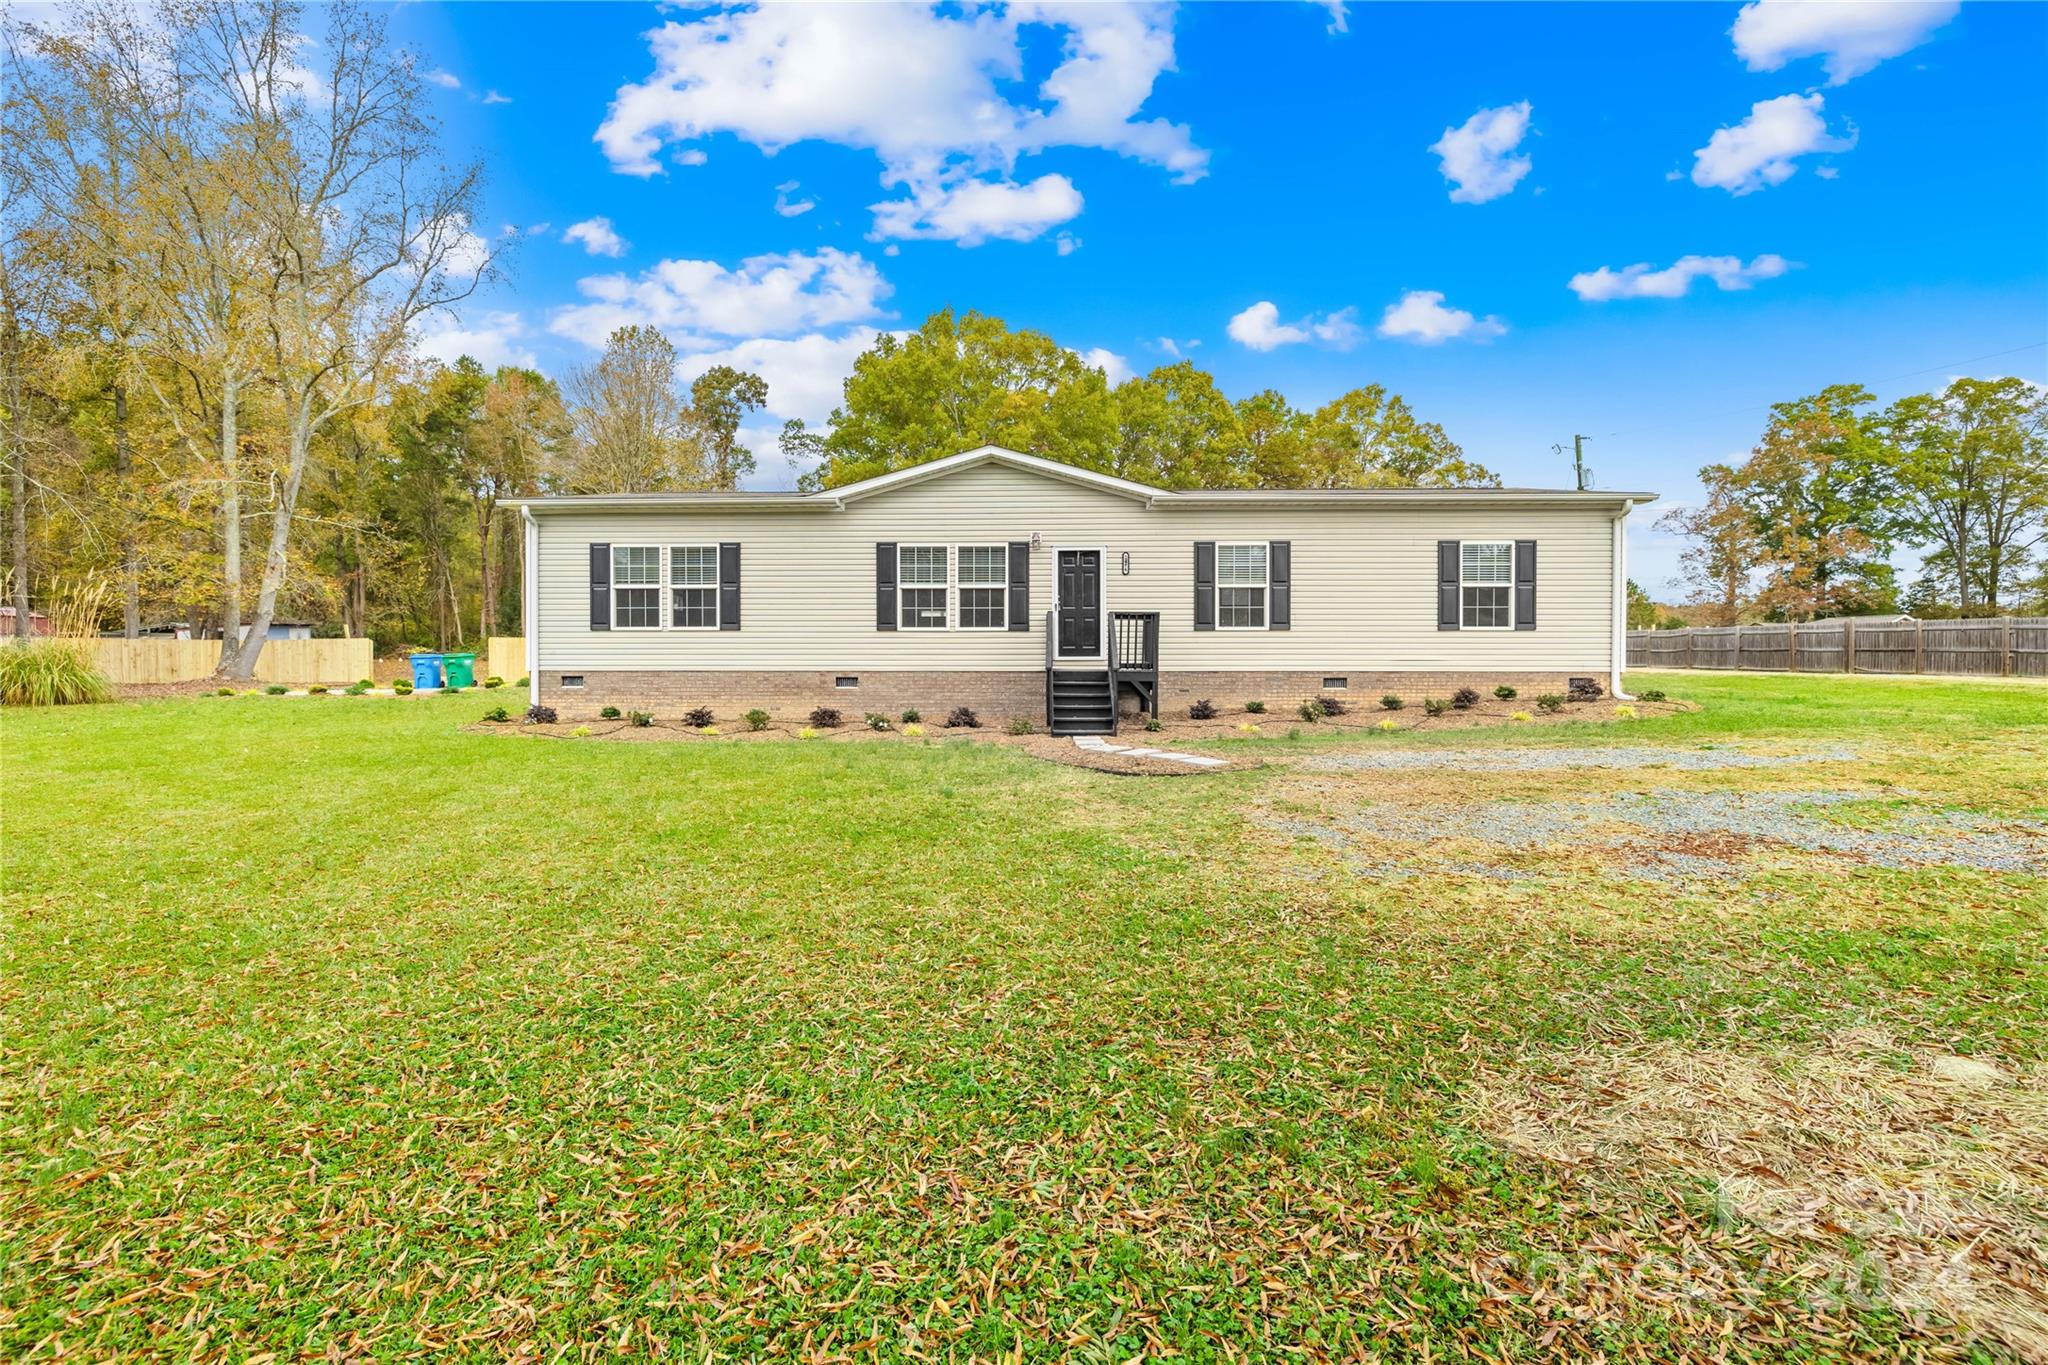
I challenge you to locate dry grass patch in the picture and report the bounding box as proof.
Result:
[1467,1028,2048,1360]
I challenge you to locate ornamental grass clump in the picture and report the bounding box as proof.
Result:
[1614,704,1639,720]
[484,676,504,689]
[307,684,328,694]
[482,705,510,723]
[393,680,414,695]
[0,640,114,707]
[1376,718,1399,732]
[1511,710,1532,722]
[1244,700,1265,714]
[1422,697,1449,717]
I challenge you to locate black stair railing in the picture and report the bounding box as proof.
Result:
[1112,612,1159,672]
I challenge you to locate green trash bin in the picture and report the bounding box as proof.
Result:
[441,651,476,689]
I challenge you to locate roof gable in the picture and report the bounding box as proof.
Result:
[827,446,1165,505]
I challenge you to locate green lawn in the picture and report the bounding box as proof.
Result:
[4,673,2044,1360]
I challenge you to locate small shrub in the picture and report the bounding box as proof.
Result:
[798,726,819,739]
[571,724,591,738]
[1567,676,1605,702]
[626,709,653,727]
[945,705,980,729]
[308,684,329,694]
[1314,694,1347,717]
[1450,686,1480,710]
[745,708,771,731]
[1638,688,1667,702]
[515,675,529,688]
[1536,694,1565,714]
[482,705,510,722]
[216,686,236,696]
[698,725,720,735]
[1380,694,1404,711]
[899,707,921,724]
[1005,717,1033,735]
[809,706,842,728]
[684,705,714,728]
[394,680,414,695]
[902,722,924,737]
[1494,684,1518,701]
[599,705,621,719]
[524,704,557,724]
[1287,726,1301,739]
[0,640,114,707]
[1297,698,1323,722]
[357,678,375,689]
[1376,718,1399,732]
[484,676,504,689]
[1237,721,1261,734]
[265,684,288,695]
[344,681,369,696]
[1422,697,1449,717]
[1144,717,1163,732]
[1244,700,1266,714]
[1188,698,1217,720]
[865,712,892,731]
[1614,704,1639,720]
[443,684,463,694]
[1511,710,1532,722]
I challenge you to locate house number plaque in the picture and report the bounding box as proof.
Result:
[1120,552,1131,575]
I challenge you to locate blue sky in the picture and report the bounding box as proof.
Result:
[391,1,2048,595]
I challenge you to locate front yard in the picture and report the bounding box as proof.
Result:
[3,674,2044,1360]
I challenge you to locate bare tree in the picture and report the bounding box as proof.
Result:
[560,324,703,493]
[178,0,488,678]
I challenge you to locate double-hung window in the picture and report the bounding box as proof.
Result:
[670,545,718,629]
[956,545,1007,630]
[611,546,661,629]
[899,545,949,629]
[1460,541,1513,628]
[1216,542,1268,629]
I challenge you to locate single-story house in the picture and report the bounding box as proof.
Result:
[1,606,52,636]
[509,446,1656,734]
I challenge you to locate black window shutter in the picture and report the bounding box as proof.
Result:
[719,542,741,631]
[1514,539,1537,630]
[1437,540,1460,631]
[589,543,611,631]
[875,542,897,631]
[1269,540,1291,630]
[1007,541,1029,631]
[1193,541,1215,630]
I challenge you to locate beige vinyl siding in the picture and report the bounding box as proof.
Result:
[533,464,1618,672]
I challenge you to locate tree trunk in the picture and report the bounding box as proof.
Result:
[476,498,494,644]
[115,381,140,636]
[215,374,242,675]
[8,438,26,641]
[231,396,313,679]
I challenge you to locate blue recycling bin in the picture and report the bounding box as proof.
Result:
[409,653,444,690]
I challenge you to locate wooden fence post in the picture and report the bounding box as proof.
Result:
[1842,618,1855,673]
[2002,616,2013,676]
[1913,619,1924,675]
[1787,623,1799,672]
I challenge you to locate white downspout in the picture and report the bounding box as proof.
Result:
[1611,499,1635,700]
[522,506,540,709]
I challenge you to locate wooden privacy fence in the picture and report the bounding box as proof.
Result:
[486,636,526,684]
[67,637,375,685]
[1628,618,2048,679]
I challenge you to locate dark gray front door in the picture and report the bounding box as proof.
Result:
[1056,550,1101,657]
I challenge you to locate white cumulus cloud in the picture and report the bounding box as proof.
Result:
[562,217,628,258]
[1569,253,1793,301]
[1429,101,1533,204]
[424,67,461,90]
[1227,301,1362,352]
[1691,93,1854,195]
[869,174,1082,246]
[415,309,536,371]
[773,182,818,218]
[594,2,1203,245]
[1732,0,1958,85]
[1376,291,1506,345]
[1076,347,1133,384]
[549,247,893,350]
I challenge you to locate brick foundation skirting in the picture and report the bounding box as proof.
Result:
[538,668,1602,721]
